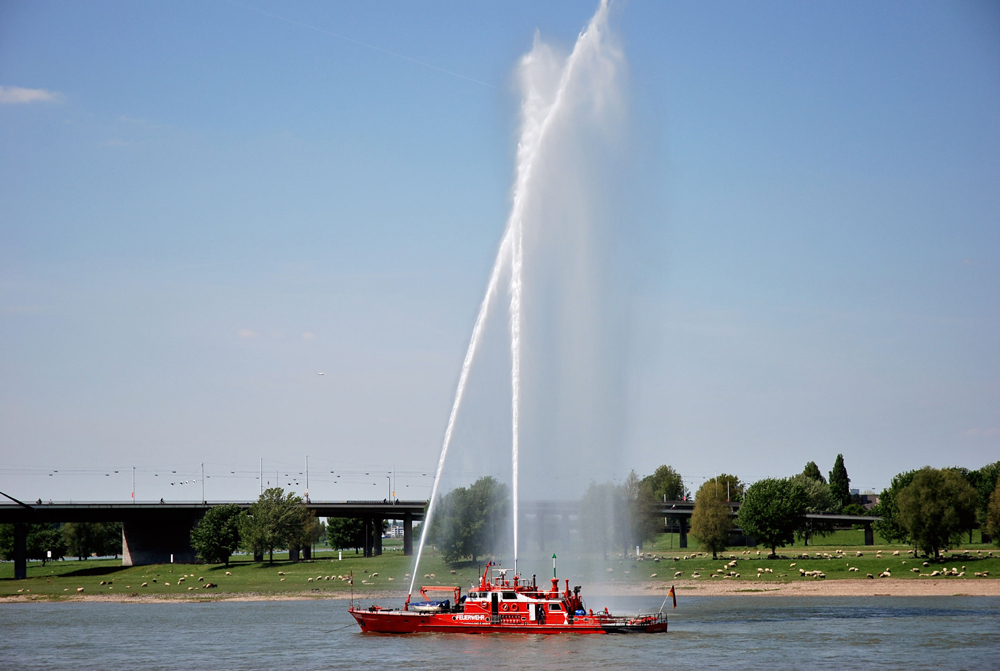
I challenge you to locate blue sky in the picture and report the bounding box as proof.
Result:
[1,0,998,502]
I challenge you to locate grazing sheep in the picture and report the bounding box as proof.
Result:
[790,563,797,567]
[77,587,85,592]
[278,571,285,576]
[892,551,900,556]
[911,568,920,573]
[225,571,232,576]
[308,578,313,582]
[674,571,683,578]
[164,582,170,586]
[372,572,378,577]
[848,567,859,572]
[188,586,194,590]
[388,577,394,581]
[922,561,930,567]
[866,574,874,579]
[691,573,701,578]
[930,571,941,577]
[280,578,285,582]
[856,552,864,557]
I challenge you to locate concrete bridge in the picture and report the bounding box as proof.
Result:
[0,498,426,579]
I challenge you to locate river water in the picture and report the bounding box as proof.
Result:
[1,596,997,669]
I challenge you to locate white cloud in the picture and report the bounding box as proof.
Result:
[0,86,64,105]
[301,331,317,340]
[237,329,258,339]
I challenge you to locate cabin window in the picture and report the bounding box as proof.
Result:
[549,603,562,611]
[503,592,517,600]
[469,592,479,598]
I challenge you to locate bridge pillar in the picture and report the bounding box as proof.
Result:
[374,518,383,556]
[403,513,413,556]
[13,523,27,580]
[864,524,874,546]
[363,518,372,558]
[678,517,688,549]
[122,519,198,566]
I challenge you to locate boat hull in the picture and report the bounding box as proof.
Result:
[349,608,667,634]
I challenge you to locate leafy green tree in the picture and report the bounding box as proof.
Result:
[642,465,689,501]
[872,470,918,544]
[986,478,1000,547]
[240,487,308,564]
[897,467,977,558]
[790,474,838,545]
[429,476,508,562]
[736,478,808,556]
[828,454,851,509]
[624,470,660,551]
[842,502,867,516]
[97,522,122,558]
[968,461,1000,527]
[288,513,325,559]
[690,481,732,559]
[801,461,826,484]
[0,523,66,565]
[190,503,242,566]
[62,522,109,560]
[705,474,745,502]
[327,517,367,553]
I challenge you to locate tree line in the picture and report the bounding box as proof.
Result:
[686,457,1000,559]
[190,488,326,565]
[0,522,122,564]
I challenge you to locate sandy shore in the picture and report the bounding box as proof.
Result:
[3,579,999,604]
[590,579,1000,598]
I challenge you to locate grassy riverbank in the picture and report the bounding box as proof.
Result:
[0,548,465,600]
[2,538,997,601]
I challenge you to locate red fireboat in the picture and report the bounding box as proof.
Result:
[349,560,670,634]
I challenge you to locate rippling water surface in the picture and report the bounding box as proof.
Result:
[2,596,998,670]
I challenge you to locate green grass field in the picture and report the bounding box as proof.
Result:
[0,547,473,599]
[2,533,997,599]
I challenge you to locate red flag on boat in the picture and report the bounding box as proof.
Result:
[669,584,676,609]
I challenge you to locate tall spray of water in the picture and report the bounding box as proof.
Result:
[410,0,626,594]
[407,228,511,598]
